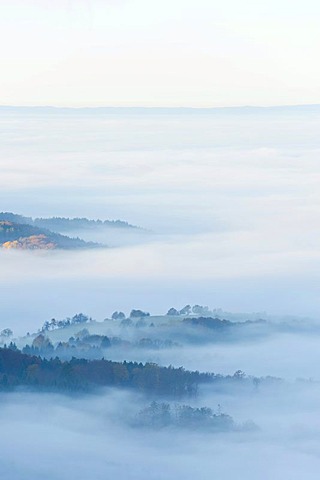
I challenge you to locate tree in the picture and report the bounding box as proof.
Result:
[121,318,133,327]
[71,313,89,324]
[101,336,111,349]
[166,308,180,316]
[233,370,246,379]
[130,309,150,318]
[42,317,70,332]
[32,334,54,353]
[111,311,126,320]
[0,328,13,338]
[8,342,18,351]
[179,305,191,315]
[75,328,89,339]
[192,305,209,315]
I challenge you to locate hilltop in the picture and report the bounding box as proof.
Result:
[0,212,140,234]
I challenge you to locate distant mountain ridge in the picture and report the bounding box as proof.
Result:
[1,104,320,115]
[0,212,139,234]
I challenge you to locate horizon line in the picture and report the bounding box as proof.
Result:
[1,103,320,114]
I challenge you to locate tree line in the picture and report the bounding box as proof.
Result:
[0,346,272,397]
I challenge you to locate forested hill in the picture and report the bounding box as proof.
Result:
[0,346,262,397]
[0,212,139,233]
[0,221,100,250]
[0,346,209,396]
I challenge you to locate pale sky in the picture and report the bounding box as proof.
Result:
[0,0,319,107]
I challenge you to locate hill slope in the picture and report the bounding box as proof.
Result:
[0,221,100,250]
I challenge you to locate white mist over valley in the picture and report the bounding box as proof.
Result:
[1,109,320,330]
[1,108,320,480]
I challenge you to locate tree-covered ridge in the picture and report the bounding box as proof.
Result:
[0,346,272,396]
[0,346,207,396]
[7,307,312,365]
[0,221,100,250]
[0,212,140,232]
[30,309,300,353]
[33,216,139,231]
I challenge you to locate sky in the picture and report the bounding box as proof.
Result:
[0,0,320,107]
